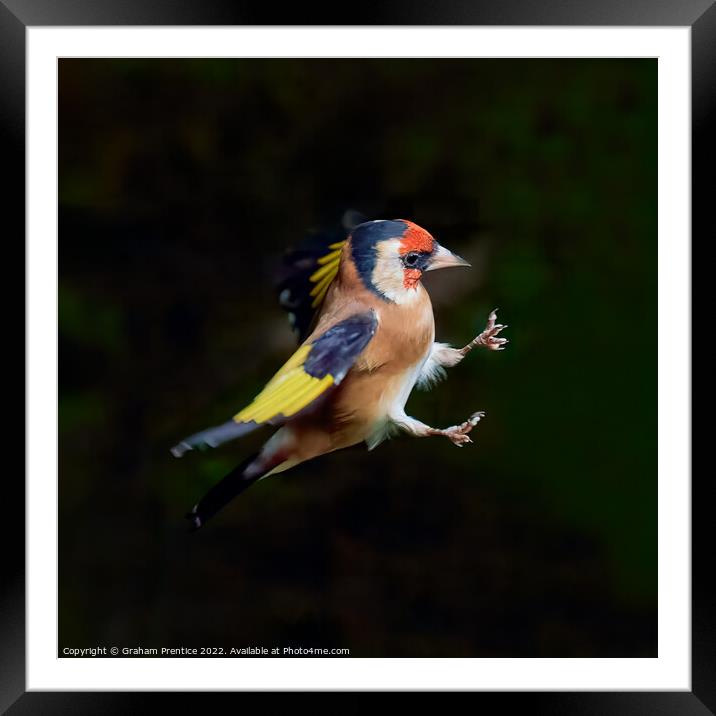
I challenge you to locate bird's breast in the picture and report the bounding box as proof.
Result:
[366,285,435,372]
[336,287,435,425]
[298,282,435,453]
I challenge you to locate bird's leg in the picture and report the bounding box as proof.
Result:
[458,309,508,356]
[391,411,486,447]
[425,310,508,374]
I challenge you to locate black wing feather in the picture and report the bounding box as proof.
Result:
[276,211,366,342]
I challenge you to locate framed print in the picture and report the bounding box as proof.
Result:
[3,0,709,710]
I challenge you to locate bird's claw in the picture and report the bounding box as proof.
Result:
[444,411,485,447]
[478,308,509,351]
[459,309,509,355]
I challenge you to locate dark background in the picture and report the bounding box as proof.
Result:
[58,58,656,657]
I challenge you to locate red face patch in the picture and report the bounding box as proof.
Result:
[403,267,422,289]
[398,220,435,255]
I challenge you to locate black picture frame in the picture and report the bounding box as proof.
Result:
[2,0,709,711]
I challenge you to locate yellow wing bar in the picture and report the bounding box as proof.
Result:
[233,308,376,429]
[233,344,334,425]
[308,240,345,308]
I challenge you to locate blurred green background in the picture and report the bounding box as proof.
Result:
[58,59,656,657]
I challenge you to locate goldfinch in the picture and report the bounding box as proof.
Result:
[172,219,508,529]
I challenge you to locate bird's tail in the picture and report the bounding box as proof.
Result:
[185,451,268,531]
[170,419,258,458]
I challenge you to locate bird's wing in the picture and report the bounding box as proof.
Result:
[277,237,346,342]
[171,310,377,457]
[276,211,365,342]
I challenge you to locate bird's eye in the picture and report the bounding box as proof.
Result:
[404,252,420,267]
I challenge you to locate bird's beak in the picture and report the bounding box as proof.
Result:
[426,243,471,271]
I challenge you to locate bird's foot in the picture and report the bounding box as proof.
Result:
[440,411,485,447]
[461,309,508,353]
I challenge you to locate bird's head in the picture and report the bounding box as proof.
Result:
[348,219,469,303]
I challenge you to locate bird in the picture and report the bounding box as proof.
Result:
[171,219,508,530]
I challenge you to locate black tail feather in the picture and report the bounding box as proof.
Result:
[186,451,265,531]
